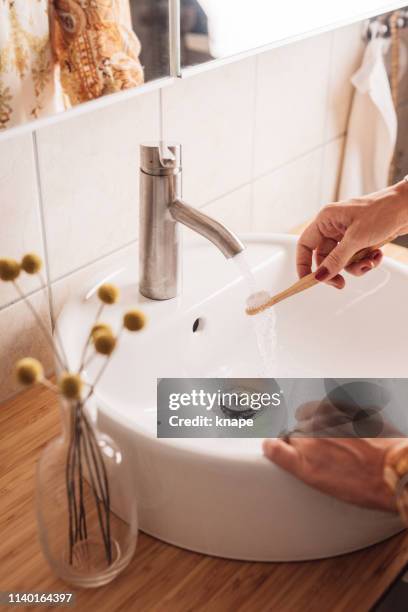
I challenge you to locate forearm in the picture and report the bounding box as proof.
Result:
[368,177,408,238]
[390,178,408,233]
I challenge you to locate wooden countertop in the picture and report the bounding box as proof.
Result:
[2,241,408,612]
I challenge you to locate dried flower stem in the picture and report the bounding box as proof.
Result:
[39,273,69,368]
[10,264,125,568]
[83,413,111,560]
[75,405,87,541]
[84,327,124,404]
[66,408,78,564]
[82,352,96,372]
[80,418,112,563]
[65,427,75,563]
[63,322,121,564]
[78,303,104,375]
[65,401,112,566]
[12,281,66,371]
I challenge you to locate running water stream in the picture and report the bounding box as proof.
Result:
[233,252,278,377]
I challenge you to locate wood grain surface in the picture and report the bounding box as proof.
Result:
[1,241,408,612]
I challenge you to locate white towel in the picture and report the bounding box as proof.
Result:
[338,33,397,200]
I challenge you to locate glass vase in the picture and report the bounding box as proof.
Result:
[36,399,137,588]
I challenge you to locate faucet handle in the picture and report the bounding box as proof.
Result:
[140,143,181,176]
[159,142,175,167]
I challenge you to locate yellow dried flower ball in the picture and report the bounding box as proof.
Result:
[97,283,120,305]
[91,322,113,339]
[93,331,117,356]
[123,309,146,332]
[0,258,20,282]
[59,373,83,400]
[21,253,43,275]
[15,358,44,386]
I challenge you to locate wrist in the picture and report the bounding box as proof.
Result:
[391,177,408,232]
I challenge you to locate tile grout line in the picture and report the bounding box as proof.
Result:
[31,130,56,329]
[198,134,347,215]
[200,181,256,211]
[251,132,346,185]
[50,238,138,285]
[0,238,139,315]
[0,285,47,314]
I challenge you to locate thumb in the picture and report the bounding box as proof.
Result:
[315,234,357,282]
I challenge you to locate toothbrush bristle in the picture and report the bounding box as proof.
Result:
[246,290,271,313]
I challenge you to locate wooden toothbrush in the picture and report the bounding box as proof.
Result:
[245,241,388,316]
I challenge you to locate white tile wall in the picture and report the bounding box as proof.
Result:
[0,290,53,401]
[181,184,253,250]
[0,134,46,308]
[162,58,256,207]
[253,32,332,178]
[51,242,138,320]
[326,24,365,141]
[0,22,366,403]
[201,186,252,234]
[36,91,159,281]
[320,136,345,203]
[252,148,322,233]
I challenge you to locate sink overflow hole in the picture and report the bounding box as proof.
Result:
[192,318,204,333]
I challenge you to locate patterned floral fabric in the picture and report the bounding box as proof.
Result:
[0,0,144,130]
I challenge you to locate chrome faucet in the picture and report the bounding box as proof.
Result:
[139,143,245,300]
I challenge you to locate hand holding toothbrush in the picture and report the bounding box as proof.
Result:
[297,178,408,289]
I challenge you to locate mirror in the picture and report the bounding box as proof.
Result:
[0,0,171,132]
[180,0,408,70]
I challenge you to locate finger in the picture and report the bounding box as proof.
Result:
[345,259,374,276]
[297,222,324,278]
[263,439,300,475]
[327,274,346,289]
[314,239,345,289]
[345,249,383,276]
[367,248,383,266]
[315,237,338,267]
[315,231,358,282]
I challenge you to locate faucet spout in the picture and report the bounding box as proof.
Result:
[139,142,246,300]
[170,199,245,259]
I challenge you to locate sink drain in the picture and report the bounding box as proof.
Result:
[220,386,264,420]
[192,317,205,333]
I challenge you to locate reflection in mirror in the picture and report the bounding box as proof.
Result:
[180,0,213,67]
[181,0,407,69]
[130,0,170,81]
[0,0,170,132]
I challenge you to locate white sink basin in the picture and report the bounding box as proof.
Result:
[58,234,406,561]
